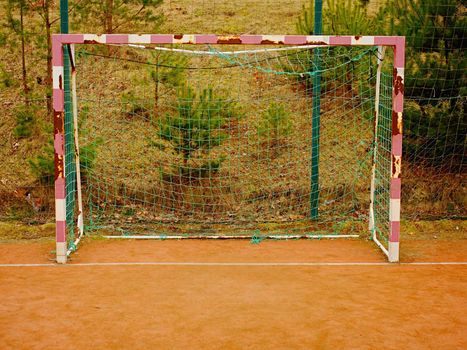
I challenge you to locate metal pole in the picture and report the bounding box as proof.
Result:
[369,46,385,235]
[69,45,84,243]
[310,0,323,219]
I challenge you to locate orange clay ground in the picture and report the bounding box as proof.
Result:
[0,239,466,349]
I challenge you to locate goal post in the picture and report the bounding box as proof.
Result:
[52,34,405,263]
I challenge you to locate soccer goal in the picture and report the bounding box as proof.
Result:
[52,34,404,263]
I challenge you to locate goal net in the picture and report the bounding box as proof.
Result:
[52,35,404,263]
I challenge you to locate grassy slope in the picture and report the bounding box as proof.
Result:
[0,0,308,190]
[0,0,465,233]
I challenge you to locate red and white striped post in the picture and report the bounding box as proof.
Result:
[388,37,405,262]
[52,35,67,263]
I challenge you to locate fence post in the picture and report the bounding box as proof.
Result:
[310,0,323,219]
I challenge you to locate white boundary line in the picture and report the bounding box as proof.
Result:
[0,262,466,267]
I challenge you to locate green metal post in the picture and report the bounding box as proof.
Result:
[60,0,76,244]
[310,0,323,219]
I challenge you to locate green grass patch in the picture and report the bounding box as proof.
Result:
[0,221,55,241]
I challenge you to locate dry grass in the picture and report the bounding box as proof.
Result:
[0,219,465,242]
[0,0,465,236]
[0,222,55,241]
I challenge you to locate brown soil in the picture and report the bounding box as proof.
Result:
[0,239,466,349]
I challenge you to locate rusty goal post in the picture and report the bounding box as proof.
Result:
[52,34,404,263]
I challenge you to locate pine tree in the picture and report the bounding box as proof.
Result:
[382,0,466,171]
[257,103,291,143]
[5,0,30,105]
[73,0,164,34]
[157,85,240,180]
[149,50,187,117]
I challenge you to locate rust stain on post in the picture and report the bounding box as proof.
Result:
[54,111,64,133]
[393,68,404,95]
[392,155,401,178]
[306,41,328,46]
[397,112,403,133]
[55,154,64,179]
[83,40,99,45]
[260,39,284,45]
[217,36,242,44]
[392,111,403,135]
[54,110,65,180]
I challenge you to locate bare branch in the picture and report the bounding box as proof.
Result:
[112,5,146,32]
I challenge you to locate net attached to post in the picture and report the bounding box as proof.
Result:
[67,42,393,247]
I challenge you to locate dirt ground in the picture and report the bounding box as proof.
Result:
[0,239,466,350]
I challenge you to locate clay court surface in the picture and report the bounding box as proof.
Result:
[0,239,466,349]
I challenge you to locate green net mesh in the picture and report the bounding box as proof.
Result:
[64,43,394,246]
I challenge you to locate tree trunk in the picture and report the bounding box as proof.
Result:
[20,3,29,106]
[154,52,160,118]
[44,0,53,118]
[105,0,114,34]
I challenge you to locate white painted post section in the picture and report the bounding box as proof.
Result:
[70,44,85,241]
[369,46,386,238]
